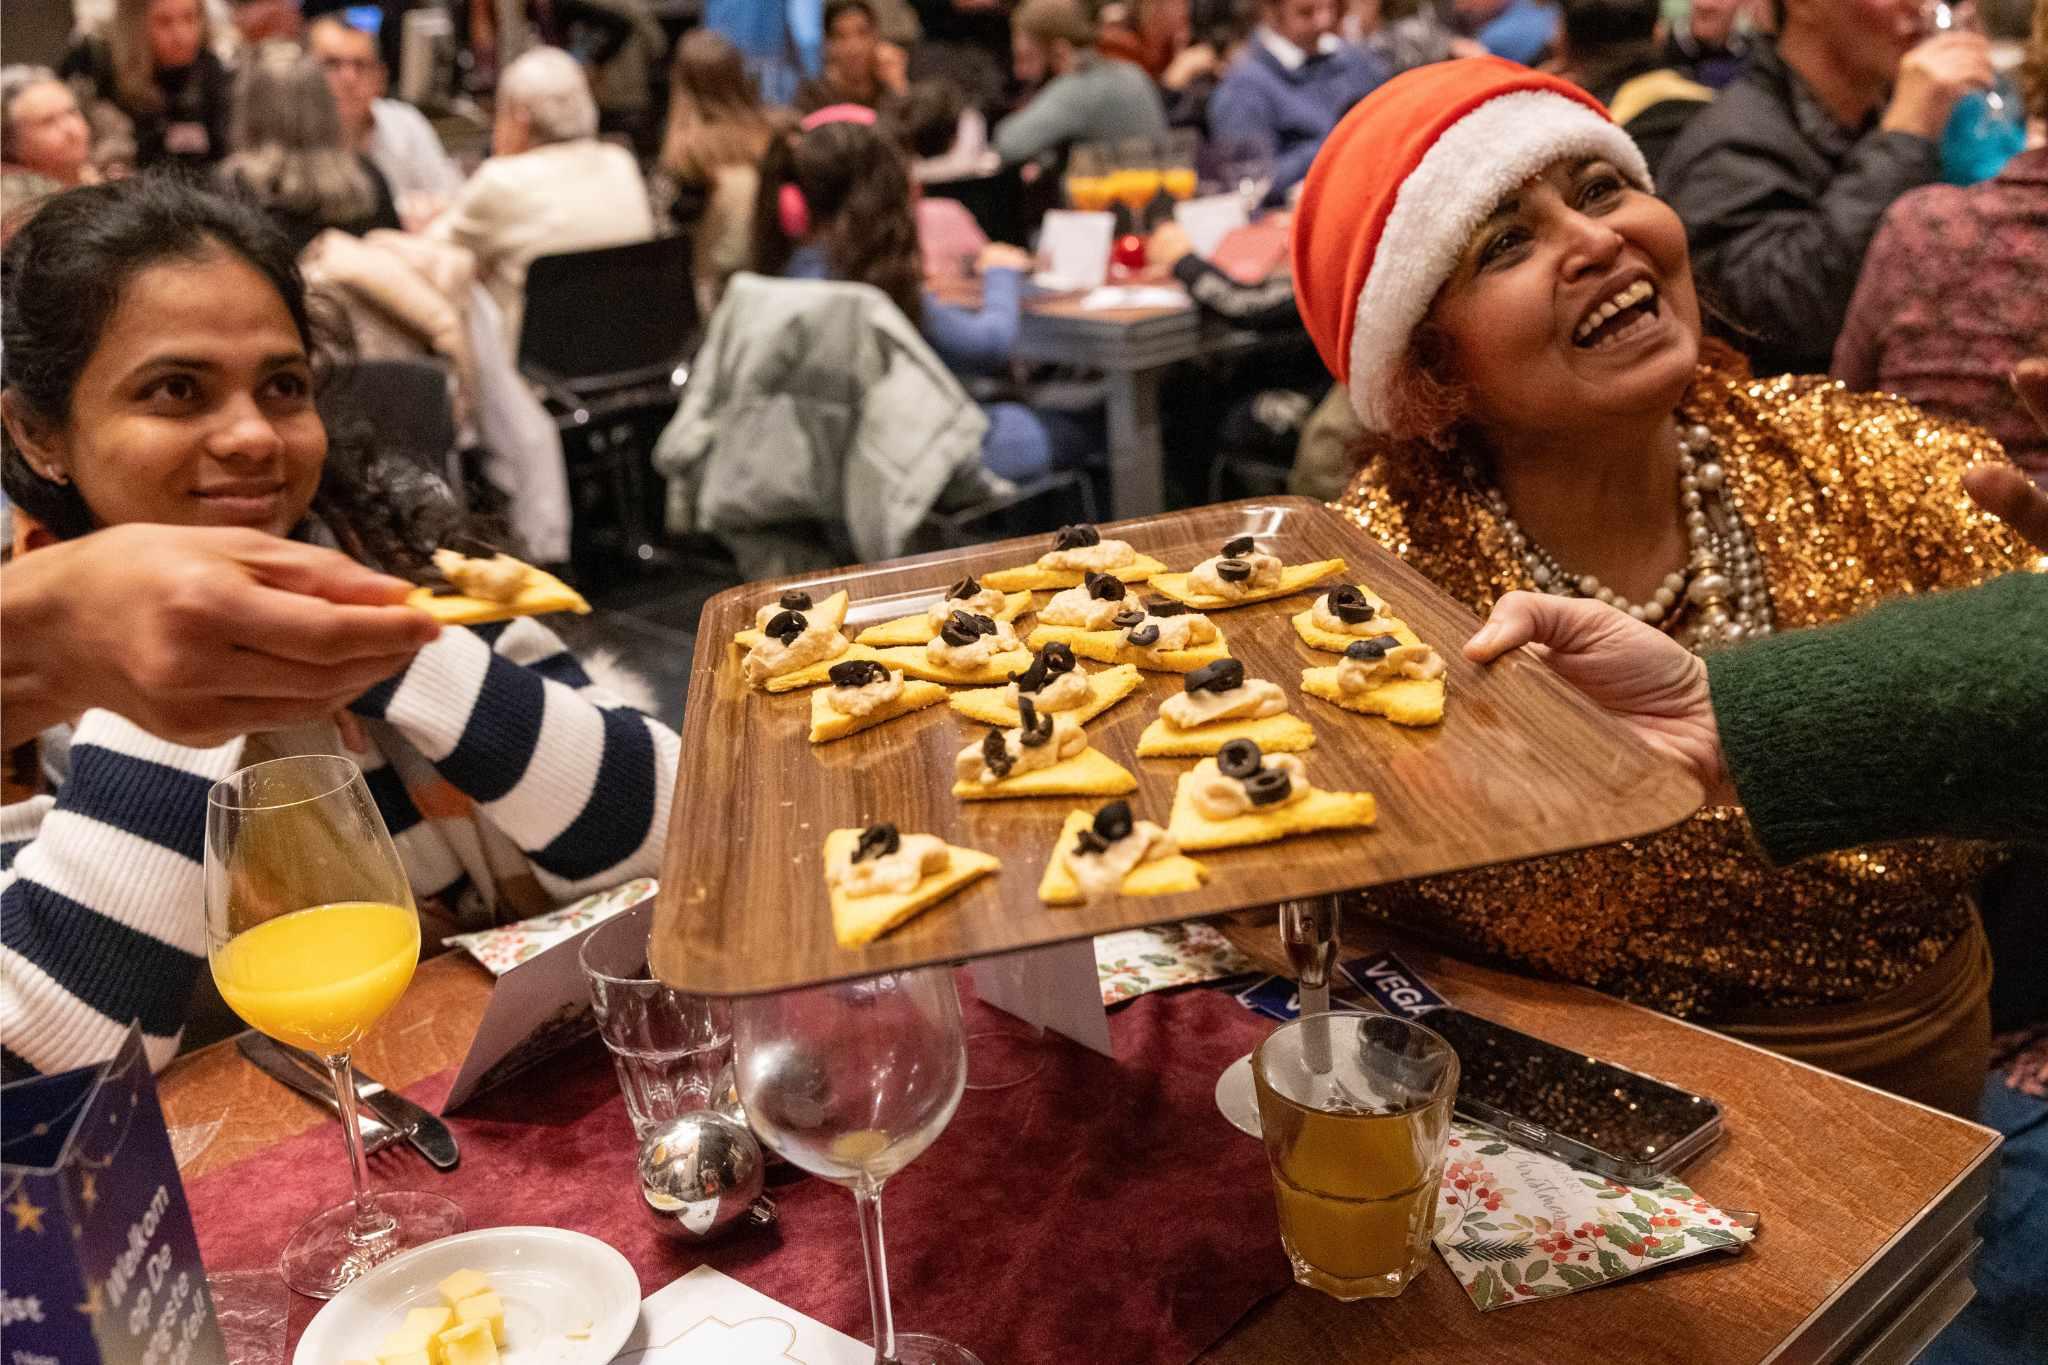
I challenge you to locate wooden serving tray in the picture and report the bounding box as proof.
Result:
[651,498,1703,995]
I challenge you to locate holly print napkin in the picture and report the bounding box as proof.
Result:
[1433,1121,1756,1310]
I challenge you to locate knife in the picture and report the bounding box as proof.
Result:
[235,1034,405,1154]
[240,1035,462,1170]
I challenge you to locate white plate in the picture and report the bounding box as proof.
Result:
[294,1227,640,1365]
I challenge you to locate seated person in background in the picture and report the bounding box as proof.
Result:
[309,15,465,214]
[225,0,304,55]
[1833,1,2048,477]
[993,0,1169,167]
[654,28,784,313]
[1207,0,1391,204]
[1345,0,1490,75]
[218,42,400,254]
[884,72,995,182]
[1555,0,1715,180]
[1160,0,1258,129]
[1659,0,1992,375]
[754,117,1102,481]
[1451,0,1560,63]
[1,67,99,235]
[1663,0,1753,88]
[1098,0,1195,80]
[0,178,679,1079]
[61,0,233,171]
[1292,58,2027,1117]
[880,81,992,276]
[428,46,655,356]
[795,0,911,113]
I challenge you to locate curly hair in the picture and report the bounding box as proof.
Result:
[750,120,923,323]
[1,175,473,573]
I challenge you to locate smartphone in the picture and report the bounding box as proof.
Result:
[1415,1006,1722,1183]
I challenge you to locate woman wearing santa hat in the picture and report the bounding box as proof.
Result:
[1290,58,2026,1117]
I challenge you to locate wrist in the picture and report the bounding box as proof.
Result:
[1879,95,1944,139]
[2,543,88,747]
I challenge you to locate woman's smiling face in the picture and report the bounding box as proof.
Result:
[1428,156,1702,443]
[7,246,327,536]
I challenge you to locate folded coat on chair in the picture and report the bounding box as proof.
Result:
[653,273,989,576]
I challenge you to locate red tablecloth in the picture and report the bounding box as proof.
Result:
[189,977,1289,1365]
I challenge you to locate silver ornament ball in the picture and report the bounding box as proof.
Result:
[638,1110,773,1242]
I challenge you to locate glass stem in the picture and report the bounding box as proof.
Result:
[326,1052,394,1246]
[853,1177,897,1364]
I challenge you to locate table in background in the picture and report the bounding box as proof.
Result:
[159,915,1998,1365]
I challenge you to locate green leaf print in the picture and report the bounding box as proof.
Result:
[1449,1238,1533,1263]
[1522,1260,1550,1283]
[1597,1248,1628,1276]
[1687,1226,1741,1249]
[1553,1263,1601,1289]
[1501,1258,1522,1288]
[1620,1211,1654,1235]
[1631,1193,1662,1215]
[1472,1267,1507,1310]
[1477,1143,1510,1156]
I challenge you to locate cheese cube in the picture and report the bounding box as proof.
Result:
[454,1292,506,1348]
[437,1320,499,1365]
[436,1270,492,1308]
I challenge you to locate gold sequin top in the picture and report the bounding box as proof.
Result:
[1336,354,2026,1018]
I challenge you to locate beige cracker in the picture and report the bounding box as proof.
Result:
[734,589,850,650]
[948,664,1144,729]
[866,644,1034,686]
[1166,771,1377,851]
[1289,605,1422,655]
[1145,558,1348,611]
[952,746,1138,801]
[822,828,1000,947]
[1299,668,1446,727]
[1134,711,1317,757]
[980,553,1168,593]
[1036,810,1209,905]
[807,679,950,743]
[407,559,590,626]
[854,590,1035,647]
[1026,623,1231,674]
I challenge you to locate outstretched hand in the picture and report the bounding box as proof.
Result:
[1465,592,1734,804]
[1962,359,2048,551]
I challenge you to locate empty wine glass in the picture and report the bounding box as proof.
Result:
[733,969,978,1365]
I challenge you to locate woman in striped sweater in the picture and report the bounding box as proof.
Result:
[0,178,680,1079]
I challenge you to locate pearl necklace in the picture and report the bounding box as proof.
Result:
[1467,422,1775,652]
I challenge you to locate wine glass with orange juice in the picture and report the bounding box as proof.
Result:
[1064,142,1117,213]
[1113,137,1164,229]
[206,754,462,1297]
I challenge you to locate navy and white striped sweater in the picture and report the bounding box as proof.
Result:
[0,616,678,1079]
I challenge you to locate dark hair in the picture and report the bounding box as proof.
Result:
[751,121,923,323]
[824,0,876,31]
[880,78,965,159]
[1,175,469,570]
[1559,0,1660,52]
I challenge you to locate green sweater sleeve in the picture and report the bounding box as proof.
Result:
[1706,572,2048,863]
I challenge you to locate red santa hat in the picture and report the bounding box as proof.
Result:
[1290,59,1652,435]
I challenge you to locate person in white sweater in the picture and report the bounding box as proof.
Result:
[427,46,655,355]
[0,177,678,1079]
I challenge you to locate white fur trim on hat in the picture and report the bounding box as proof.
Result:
[1345,90,1652,433]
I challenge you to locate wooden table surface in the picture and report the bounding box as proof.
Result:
[160,915,1997,1364]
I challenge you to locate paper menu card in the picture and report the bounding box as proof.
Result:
[1035,210,1115,290]
[440,881,660,1110]
[1172,192,1249,257]
[614,1266,868,1365]
[1431,1120,1757,1310]
[972,940,1114,1057]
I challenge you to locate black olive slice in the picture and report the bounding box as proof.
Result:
[1074,828,1109,856]
[939,610,999,648]
[764,610,808,645]
[1053,523,1101,551]
[1147,600,1188,617]
[1126,623,1161,647]
[1213,558,1252,583]
[1327,584,1376,625]
[1111,608,1147,629]
[981,728,1013,777]
[778,589,814,611]
[829,659,889,687]
[1216,738,1263,779]
[853,823,900,862]
[1092,799,1133,843]
[1244,767,1293,806]
[946,575,981,600]
[1184,659,1245,693]
[1221,535,1256,557]
[1039,642,1076,674]
[1344,634,1401,662]
[1083,571,1126,601]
